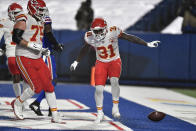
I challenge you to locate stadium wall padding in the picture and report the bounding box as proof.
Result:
[1,30,196,86]
[52,30,196,87]
[52,30,196,86]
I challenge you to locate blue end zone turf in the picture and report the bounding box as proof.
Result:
[0,83,196,131]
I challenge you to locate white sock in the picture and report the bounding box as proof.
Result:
[19,87,34,103]
[95,85,104,113]
[113,102,119,109]
[45,92,57,117]
[22,81,29,93]
[110,77,120,101]
[13,83,21,97]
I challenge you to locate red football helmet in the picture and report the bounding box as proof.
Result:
[27,0,47,21]
[8,3,23,21]
[91,18,108,41]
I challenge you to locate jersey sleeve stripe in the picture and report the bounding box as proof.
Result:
[15,14,27,21]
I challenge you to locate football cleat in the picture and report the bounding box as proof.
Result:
[29,101,43,116]
[11,99,24,120]
[94,112,104,124]
[51,113,66,124]
[22,101,29,111]
[48,108,52,116]
[112,107,121,118]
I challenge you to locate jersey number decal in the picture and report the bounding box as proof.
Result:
[97,44,115,59]
[30,25,44,42]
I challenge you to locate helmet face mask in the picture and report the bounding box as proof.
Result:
[92,27,107,41]
[91,18,107,41]
[8,3,23,22]
[27,0,47,21]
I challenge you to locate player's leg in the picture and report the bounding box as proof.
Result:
[29,90,45,116]
[47,55,57,116]
[39,58,64,123]
[108,58,122,118]
[21,81,30,110]
[110,77,120,118]
[12,56,38,119]
[30,55,56,116]
[8,57,21,97]
[29,55,49,115]
[94,60,108,123]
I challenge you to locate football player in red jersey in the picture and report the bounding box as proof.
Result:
[11,0,64,124]
[70,17,160,123]
[0,3,30,109]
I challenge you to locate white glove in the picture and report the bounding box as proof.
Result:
[0,48,4,56]
[27,42,42,51]
[147,40,160,48]
[42,48,50,56]
[70,61,79,71]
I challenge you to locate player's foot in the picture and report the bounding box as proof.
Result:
[51,113,66,124]
[11,99,24,120]
[94,112,104,124]
[22,101,29,111]
[29,101,43,116]
[112,107,120,118]
[48,108,52,116]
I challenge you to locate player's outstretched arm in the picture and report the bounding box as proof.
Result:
[119,32,160,47]
[44,24,64,52]
[70,42,90,71]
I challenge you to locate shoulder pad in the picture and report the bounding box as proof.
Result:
[86,31,93,37]
[110,26,117,32]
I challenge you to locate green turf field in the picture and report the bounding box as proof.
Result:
[171,88,196,98]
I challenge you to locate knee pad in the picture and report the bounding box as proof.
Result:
[110,77,119,87]
[95,85,104,94]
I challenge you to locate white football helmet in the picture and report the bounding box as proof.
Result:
[8,3,23,21]
[91,18,108,41]
[27,0,47,21]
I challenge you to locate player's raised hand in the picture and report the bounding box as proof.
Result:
[147,40,160,48]
[70,61,79,71]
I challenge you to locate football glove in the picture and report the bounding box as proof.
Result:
[42,48,50,56]
[27,42,42,51]
[70,61,79,71]
[147,41,160,48]
[54,44,64,52]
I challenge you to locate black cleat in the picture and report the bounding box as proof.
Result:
[29,101,43,116]
[48,108,52,116]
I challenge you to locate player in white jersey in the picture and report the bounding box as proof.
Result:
[11,0,64,124]
[70,18,160,123]
[0,3,30,106]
